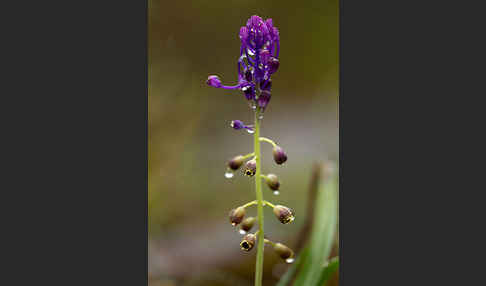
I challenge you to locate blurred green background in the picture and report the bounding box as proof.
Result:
[149,0,338,285]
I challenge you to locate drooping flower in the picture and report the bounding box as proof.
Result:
[273,243,294,260]
[240,233,257,251]
[227,155,245,171]
[272,145,288,165]
[244,158,257,177]
[229,207,246,226]
[264,174,280,190]
[240,217,256,233]
[273,205,294,224]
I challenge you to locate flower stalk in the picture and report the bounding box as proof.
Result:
[259,137,277,147]
[206,15,295,286]
[254,109,265,286]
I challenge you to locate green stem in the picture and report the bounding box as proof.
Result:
[241,152,255,160]
[259,137,277,147]
[241,200,257,208]
[264,238,276,247]
[254,109,264,286]
[241,200,274,209]
[263,200,275,208]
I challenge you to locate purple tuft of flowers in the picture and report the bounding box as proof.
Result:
[206,15,280,111]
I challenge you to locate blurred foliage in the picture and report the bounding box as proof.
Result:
[276,163,338,286]
[294,168,338,285]
[149,0,338,285]
[317,257,339,286]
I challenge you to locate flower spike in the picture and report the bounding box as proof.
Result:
[206,15,296,284]
[206,15,280,109]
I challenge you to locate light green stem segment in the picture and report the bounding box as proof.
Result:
[254,110,264,286]
[241,200,257,208]
[241,200,274,209]
[259,137,277,147]
[264,200,275,208]
[264,238,276,247]
[241,152,255,160]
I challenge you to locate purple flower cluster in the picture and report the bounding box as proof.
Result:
[206,15,280,110]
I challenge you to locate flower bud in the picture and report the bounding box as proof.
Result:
[260,49,270,65]
[230,120,245,130]
[243,85,256,101]
[258,90,271,109]
[272,146,287,165]
[229,206,246,226]
[240,233,256,251]
[264,174,280,190]
[239,26,249,42]
[244,69,253,82]
[244,158,257,177]
[206,75,222,88]
[268,57,279,74]
[254,67,265,82]
[260,80,272,91]
[273,205,294,224]
[228,155,245,171]
[273,243,294,260]
[240,217,256,232]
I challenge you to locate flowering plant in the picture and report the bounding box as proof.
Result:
[206,15,295,286]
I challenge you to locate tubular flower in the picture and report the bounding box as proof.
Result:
[227,155,245,171]
[206,15,280,111]
[240,217,256,232]
[272,145,288,165]
[229,207,246,226]
[240,233,257,251]
[244,158,257,177]
[273,243,294,260]
[273,205,295,224]
[264,174,280,190]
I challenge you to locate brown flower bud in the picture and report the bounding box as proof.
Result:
[240,233,256,251]
[244,158,257,177]
[265,174,280,190]
[273,243,294,260]
[273,205,294,224]
[228,155,245,170]
[229,206,246,226]
[240,217,256,232]
[272,146,287,165]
